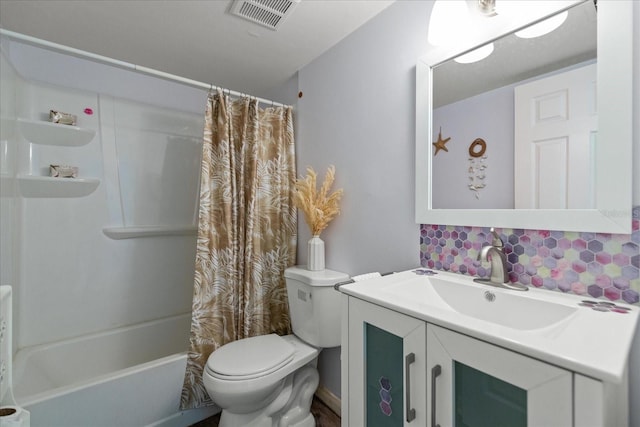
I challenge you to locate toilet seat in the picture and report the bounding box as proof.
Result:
[206,334,295,380]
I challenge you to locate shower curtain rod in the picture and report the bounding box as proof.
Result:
[0,29,290,108]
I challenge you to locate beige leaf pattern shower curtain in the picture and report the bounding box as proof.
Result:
[181,90,297,409]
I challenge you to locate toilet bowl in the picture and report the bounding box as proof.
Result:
[203,335,318,422]
[202,267,349,427]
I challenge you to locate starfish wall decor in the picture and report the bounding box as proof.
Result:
[433,127,450,155]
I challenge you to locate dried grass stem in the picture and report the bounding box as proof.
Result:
[294,166,343,236]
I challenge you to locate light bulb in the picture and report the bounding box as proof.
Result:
[428,0,473,47]
[515,11,568,38]
[454,43,494,63]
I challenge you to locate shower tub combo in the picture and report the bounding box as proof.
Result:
[1,34,213,426]
[13,314,218,426]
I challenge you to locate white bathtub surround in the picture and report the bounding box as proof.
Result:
[13,315,218,426]
[3,66,203,349]
[14,315,189,401]
[181,91,297,409]
[0,29,289,109]
[0,37,215,426]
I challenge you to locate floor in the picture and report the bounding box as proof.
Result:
[190,396,341,426]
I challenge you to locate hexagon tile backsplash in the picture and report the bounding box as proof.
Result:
[420,206,640,305]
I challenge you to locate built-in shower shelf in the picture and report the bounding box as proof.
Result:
[17,175,100,198]
[17,118,96,146]
[102,225,198,239]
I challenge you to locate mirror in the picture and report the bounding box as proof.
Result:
[416,0,632,233]
[432,0,596,210]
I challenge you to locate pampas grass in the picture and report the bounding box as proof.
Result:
[294,165,343,236]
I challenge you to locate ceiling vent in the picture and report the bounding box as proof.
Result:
[229,0,300,30]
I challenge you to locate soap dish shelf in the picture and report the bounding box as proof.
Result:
[17,118,96,146]
[17,175,100,198]
[102,225,198,239]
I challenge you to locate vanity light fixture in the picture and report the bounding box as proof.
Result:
[454,42,494,63]
[514,10,568,38]
[428,0,498,62]
[427,0,472,47]
[477,0,497,17]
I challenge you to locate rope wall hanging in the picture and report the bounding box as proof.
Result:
[468,138,487,199]
[468,138,486,157]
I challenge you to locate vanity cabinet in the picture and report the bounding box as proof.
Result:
[427,324,571,427]
[344,297,427,426]
[341,294,627,427]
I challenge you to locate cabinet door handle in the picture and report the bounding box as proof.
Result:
[405,352,416,422]
[431,364,442,427]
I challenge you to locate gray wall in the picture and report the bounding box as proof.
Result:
[295,1,428,275]
[291,1,640,425]
[293,0,430,399]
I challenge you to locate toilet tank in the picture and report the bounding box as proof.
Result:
[284,266,349,348]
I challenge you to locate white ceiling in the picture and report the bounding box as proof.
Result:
[0,0,395,97]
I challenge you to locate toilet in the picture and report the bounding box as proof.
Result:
[202,266,349,427]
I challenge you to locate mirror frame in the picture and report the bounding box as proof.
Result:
[416,0,632,233]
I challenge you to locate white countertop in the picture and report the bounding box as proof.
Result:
[339,268,639,384]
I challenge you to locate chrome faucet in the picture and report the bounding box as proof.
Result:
[474,228,528,291]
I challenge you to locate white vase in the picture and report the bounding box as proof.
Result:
[307,235,325,271]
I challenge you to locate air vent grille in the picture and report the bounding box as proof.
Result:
[229,0,300,30]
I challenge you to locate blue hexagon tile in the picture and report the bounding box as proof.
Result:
[420,206,640,305]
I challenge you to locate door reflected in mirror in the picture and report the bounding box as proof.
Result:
[431,0,596,209]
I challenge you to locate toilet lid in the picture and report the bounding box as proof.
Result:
[206,334,295,380]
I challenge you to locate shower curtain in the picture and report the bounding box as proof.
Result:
[181,90,297,409]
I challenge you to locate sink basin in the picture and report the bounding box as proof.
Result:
[433,277,578,330]
[383,276,578,330]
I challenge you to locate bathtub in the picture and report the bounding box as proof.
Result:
[12,314,219,427]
